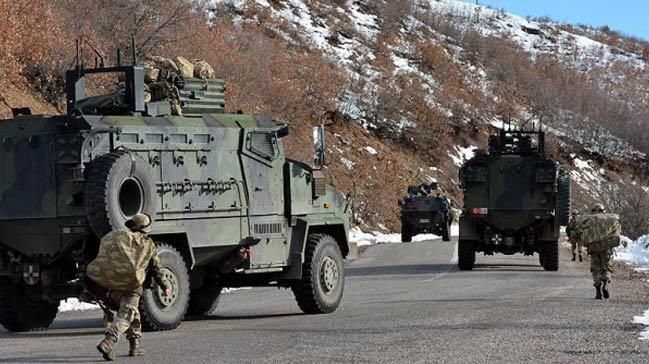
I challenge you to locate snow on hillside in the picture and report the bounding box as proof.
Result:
[427,0,646,73]
[569,156,607,194]
[209,0,647,231]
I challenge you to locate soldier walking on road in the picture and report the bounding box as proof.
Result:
[566,209,583,262]
[578,203,623,300]
[87,214,171,361]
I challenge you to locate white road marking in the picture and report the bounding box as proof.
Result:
[425,240,458,282]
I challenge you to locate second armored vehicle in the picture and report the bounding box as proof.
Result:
[0,52,350,332]
[399,182,454,242]
[458,129,571,271]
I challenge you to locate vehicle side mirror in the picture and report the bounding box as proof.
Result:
[313,124,325,169]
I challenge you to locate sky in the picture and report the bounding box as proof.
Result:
[462,0,649,41]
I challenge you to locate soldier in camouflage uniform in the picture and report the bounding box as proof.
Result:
[148,74,183,116]
[584,203,618,300]
[566,209,583,262]
[87,214,171,361]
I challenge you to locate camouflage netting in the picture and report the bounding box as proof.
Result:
[576,213,621,249]
[87,230,155,291]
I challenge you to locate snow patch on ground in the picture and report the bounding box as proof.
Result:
[614,235,649,341]
[350,225,459,246]
[634,309,649,341]
[614,235,649,271]
[340,157,356,170]
[364,146,378,155]
[58,287,254,313]
[59,298,99,312]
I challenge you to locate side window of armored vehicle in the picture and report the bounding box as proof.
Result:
[246,131,278,161]
[169,134,188,144]
[145,133,164,144]
[193,134,211,144]
[119,133,139,144]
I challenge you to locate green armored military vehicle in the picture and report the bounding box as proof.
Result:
[399,182,454,242]
[458,129,570,271]
[0,53,350,332]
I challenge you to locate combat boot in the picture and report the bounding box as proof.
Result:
[571,253,576,261]
[129,338,145,357]
[595,283,603,300]
[602,280,610,299]
[97,336,116,361]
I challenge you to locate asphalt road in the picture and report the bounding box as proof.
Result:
[1,238,649,363]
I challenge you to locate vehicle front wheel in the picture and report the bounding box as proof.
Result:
[542,241,559,272]
[458,240,476,271]
[442,220,451,242]
[401,224,413,243]
[139,244,190,331]
[0,278,59,332]
[291,234,345,314]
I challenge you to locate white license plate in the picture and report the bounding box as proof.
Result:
[419,219,430,223]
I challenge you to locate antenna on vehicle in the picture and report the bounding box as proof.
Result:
[84,39,105,68]
[131,33,138,66]
[75,39,81,70]
[116,48,122,66]
[79,37,85,70]
[520,115,534,130]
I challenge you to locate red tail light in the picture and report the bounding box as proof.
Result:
[468,207,488,215]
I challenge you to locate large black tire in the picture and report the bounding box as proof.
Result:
[538,252,545,267]
[291,234,344,314]
[0,278,59,332]
[458,240,475,271]
[542,241,559,271]
[401,224,413,243]
[86,150,158,238]
[187,279,223,316]
[140,244,190,331]
[556,169,571,226]
[442,219,451,242]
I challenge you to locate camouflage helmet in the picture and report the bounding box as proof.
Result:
[591,203,605,213]
[125,213,152,233]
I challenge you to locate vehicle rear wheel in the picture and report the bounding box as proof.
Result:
[442,220,451,242]
[291,234,344,314]
[458,240,476,271]
[556,169,571,226]
[0,278,59,332]
[140,244,190,331]
[542,241,559,271]
[187,279,223,316]
[401,224,413,243]
[86,150,158,238]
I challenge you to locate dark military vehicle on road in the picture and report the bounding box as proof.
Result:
[0,51,350,332]
[399,183,454,242]
[458,129,570,271]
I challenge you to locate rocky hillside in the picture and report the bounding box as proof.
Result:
[1,0,647,236]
